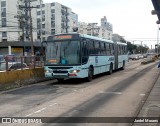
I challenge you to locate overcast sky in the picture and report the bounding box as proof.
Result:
[43,0,158,48]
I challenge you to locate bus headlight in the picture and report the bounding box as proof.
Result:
[70,70,80,73]
[45,70,52,73]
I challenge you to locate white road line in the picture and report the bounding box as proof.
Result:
[25,107,46,117]
[25,103,58,117]
[99,91,122,95]
[49,103,58,107]
[34,107,46,114]
[140,93,145,96]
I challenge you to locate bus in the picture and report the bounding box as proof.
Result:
[43,33,128,82]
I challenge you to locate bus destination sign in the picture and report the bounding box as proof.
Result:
[55,35,72,40]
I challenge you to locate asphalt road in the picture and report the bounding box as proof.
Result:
[0,60,159,126]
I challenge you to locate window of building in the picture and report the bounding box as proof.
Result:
[1,11,6,17]
[51,3,55,6]
[37,18,41,22]
[2,18,6,27]
[37,11,41,15]
[51,22,55,28]
[1,8,6,17]
[51,9,55,13]
[42,24,45,28]
[51,29,55,34]
[42,4,45,7]
[42,10,45,14]
[1,1,6,7]
[37,5,40,8]
[2,32,7,37]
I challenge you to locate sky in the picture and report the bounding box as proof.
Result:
[43,0,159,49]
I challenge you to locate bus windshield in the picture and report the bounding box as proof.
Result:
[45,40,80,65]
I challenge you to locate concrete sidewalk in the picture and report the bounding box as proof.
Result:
[132,70,160,126]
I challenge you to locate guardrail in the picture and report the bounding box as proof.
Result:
[0,56,45,71]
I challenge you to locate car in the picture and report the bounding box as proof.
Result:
[0,62,28,71]
[138,54,144,59]
[131,55,139,60]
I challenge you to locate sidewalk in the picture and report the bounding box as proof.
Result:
[132,69,160,126]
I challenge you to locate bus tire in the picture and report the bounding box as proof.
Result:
[57,78,64,83]
[86,67,93,82]
[121,61,125,70]
[108,64,113,75]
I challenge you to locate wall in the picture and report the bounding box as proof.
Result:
[0,68,48,91]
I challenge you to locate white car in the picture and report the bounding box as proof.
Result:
[0,62,28,71]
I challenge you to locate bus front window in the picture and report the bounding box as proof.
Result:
[46,41,80,65]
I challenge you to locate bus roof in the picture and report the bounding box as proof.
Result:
[117,41,127,46]
[52,33,114,44]
[80,34,114,44]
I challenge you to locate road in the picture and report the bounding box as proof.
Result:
[0,60,159,126]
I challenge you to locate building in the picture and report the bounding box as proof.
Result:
[0,0,21,42]
[78,19,113,40]
[0,0,77,55]
[101,16,113,40]
[101,16,113,32]
[36,2,77,41]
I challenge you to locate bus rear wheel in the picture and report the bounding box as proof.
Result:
[86,67,93,82]
[121,61,125,70]
[108,64,113,75]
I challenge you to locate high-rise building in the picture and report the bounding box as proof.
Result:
[78,20,112,40]
[0,0,78,42]
[36,2,77,41]
[101,16,113,32]
[0,0,21,42]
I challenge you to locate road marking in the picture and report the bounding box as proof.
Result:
[34,107,46,114]
[99,91,122,95]
[25,103,58,117]
[49,103,58,107]
[140,93,145,96]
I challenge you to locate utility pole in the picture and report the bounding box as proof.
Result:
[40,0,43,42]
[18,0,38,55]
[29,1,34,55]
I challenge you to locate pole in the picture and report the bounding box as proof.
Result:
[141,41,143,54]
[40,0,43,42]
[29,0,34,55]
[157,24,159,56]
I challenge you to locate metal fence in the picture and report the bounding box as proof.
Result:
[0,56,45,71]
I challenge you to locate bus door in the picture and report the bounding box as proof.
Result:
[81,38,89,64]
[114,42,118,70]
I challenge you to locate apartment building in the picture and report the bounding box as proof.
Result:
[0,0,21,42]
[0,0,78,55]
[78,18,113,40]
[101,16,112,39]
[36,2,77,41]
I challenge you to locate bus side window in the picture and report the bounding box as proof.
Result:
[89,40,95,55]
[111,44,114,55]
[106,43,110,56]
[94,41,100,55]
[81,39,89,63]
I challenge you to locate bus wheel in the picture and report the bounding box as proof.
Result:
[57,79,64,83]
[86,67,93,82]
[121,61,125,70]
[109,64,113,75]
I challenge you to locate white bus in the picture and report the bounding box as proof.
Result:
[43,33,128,82]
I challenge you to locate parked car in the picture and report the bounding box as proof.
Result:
[143,53,147,58]
[138,54,144,59]
[0,62,28,71]
[131,54,139,60]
